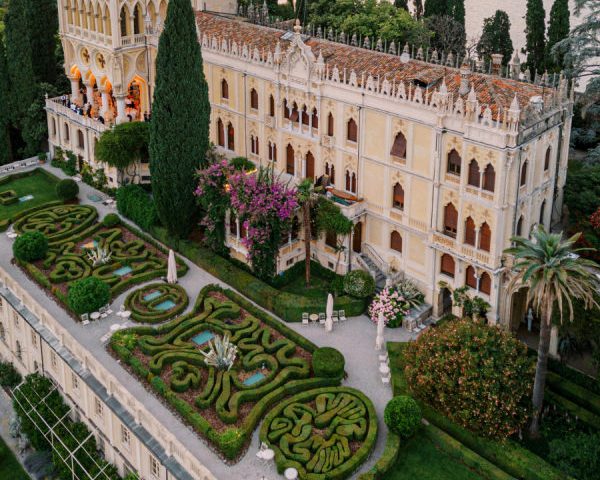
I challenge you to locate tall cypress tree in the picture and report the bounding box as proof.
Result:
[0,39,12,165]
[477,10,514,67]
[449,0,465,27]
[25,0,58,84]
[413,0,424,19]
[149,0,210,238]
[395,0,409,11]
[546,0,570,72]
[4,0,36,133]
[525,0,546,77]
[424,0,447,18]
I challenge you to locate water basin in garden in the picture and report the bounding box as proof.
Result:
[143,291,162,302]
[191,331,214,346]
[113,266,133,276]
[154,300,176,311]
[243,372,266,386]
[87,194,103,202]
[81,240,98,250]
[18,195,34,202]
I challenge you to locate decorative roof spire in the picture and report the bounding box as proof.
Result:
[293,19,302,35]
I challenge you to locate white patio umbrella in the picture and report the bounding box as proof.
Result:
[375,312,385,350]
[166,249,178,284]
[325,293,334,332]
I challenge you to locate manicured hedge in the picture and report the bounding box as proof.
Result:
[384,395,421,438]
[546,391,600,431]
[13,231,48,262]
[55,178,79,201]
[357,432,401,480]
[125,283,189,323]
[312,347,345,379]
[0,199,64,232]
[102,213,121,227]
[116,184,159,231]
[387,342,572,480]
[546,371,600,417]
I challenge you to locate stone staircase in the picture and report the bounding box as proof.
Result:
[357,252,387,291]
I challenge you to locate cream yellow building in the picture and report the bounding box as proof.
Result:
[46,2,573,327]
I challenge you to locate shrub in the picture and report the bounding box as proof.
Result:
[343,270,375,298]
[13,231,48,262]
[102,213,121,228]
[384,395,421,438]
[67,277,110,315]
[404,319,534,439]
[116,184,159,230]
[312,347,345,379]
[230,156,255,171]
[55,178,79,201]
[0,362,22,388]
[548,432,600,480]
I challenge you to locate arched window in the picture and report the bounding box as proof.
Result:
[286,144,295,175]
[230,213,238,236]
[133,3,143,35]
[78,130,85,149]
[466,266,477,289]
[326,163,335,185]
[16,340,22,360]
[221,79,229,100]
[544,147,551,171]
[301,106,309,126]
[345,170,351,191]
[390,231,402,253]
[327,113,334,136]
[346,172,357,193]
[326,230,337,248]
[447,149,461,175]
[283,99,289,119]
[468,159,480,187]
[250,136,259,155]
[390,132,407,159]
[0,322,5,342]
[290,102,299,122]
[520,161,528,186]
[312,108,319,129]
[482,164,495,192]
[305,151,315,179]
[539,200,546,226]
[52,119,57,137]
[119,6,128,37]
[464,216,476,246]
[217,119,224,147]
[64,123,70,141]
[269,95,275,117]
[444,203,458,237]
[479,222,491,252]
[440,254,455,277]
[227,123,235,151]
[347,118,357,142]
[392,183,404,210]
[480,272,491,295]
[250,88,258,110]
[516,216,523,236]
[268,142,277,161]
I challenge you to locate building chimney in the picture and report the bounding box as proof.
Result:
[459,60,471,96]
[491,53,503,76]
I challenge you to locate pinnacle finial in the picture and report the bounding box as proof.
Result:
[294,19,302,35]
[510,93,520,111]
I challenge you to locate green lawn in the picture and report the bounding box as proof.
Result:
[382,427,484,480]
[280,273,333,299]
[0,169,60,222]
[0,435,30,480]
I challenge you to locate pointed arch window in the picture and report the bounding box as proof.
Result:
[390,231,403,253]
[482,164,495,192]
[290,102,299,123]
[520,161,528,186]
[283,99,289,119]
[440,254,455,277]
[327,113,334,136]
[217,119,224,147]
[269,95,275,117]
[221,79,229,100]
[286,144,295,175]
[250,136,259,155]
[311,108,319,129]
[479,222,491,252]
[464,216,476,246]
[325,163,335,185]
[347,118,357,142]
[133,3,143,35]
[480,272,491,295]
[16,340,22,361]
[268,142,277,162]
[250,88,259,110]
[466,266,477,289]
[544,147,551,171]
[302,106,309,126]
[447,149,461,175]
[539,200,546,226]
[227,123,235,151]
[390,132,407,159]
[468,159,480,187]
[306,151,315,180]
[392,183,404,210]
[444,203,458,237]
[516,215,524,236]
[119,6,128,36]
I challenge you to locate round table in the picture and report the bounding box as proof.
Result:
[379,364,390,375]
[309,314,319,323]
[121,311,131,320]
[284,467,298,480]
[262,448,274,461]
[90,312,100,321]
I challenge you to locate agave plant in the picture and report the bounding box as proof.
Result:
[394,279,425,309]
[200,334,237,371]
[87,245,112,266]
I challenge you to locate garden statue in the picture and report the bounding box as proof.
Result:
[200,334,237,371]
[527,308,534,332]
[87,245,112,266]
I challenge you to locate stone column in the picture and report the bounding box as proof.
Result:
[100,89,110,117]
[70,76,82,104]
[85,82,95,107]
[115,94,127,124]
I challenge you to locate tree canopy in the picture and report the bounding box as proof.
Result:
[546,0,570,73]
[525,0,547,76]
[425,14,466,57]
[26,0,57,84]
[477,10,514,67]
[96,121,149,181]
[0,39,11,165]
[149,0,211,238]
[424,0,464,26]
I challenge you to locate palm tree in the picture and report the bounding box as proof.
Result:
[505,225,599,437]
[297,178,320,287]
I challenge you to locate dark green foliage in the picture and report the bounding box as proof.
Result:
[425,0,464,25]
[13,231,48,261]
[477,10,514,66]
[525,0,547,76]
[425,15,466,57]
[55,178,79,201]
[548,432,600,480]
[312,347,345,379]
[96,121,149,183]
[102,213,121,228]
[424,0,446,17]
[116,184,159,230]
[404,320,534,439]
[22,82,60,158]
[67,277,110,315]
[394,0,408,10]
[545,0,570,72]
[0,361,21,388]
[0,39,11,165]
[316,197,353,236]
[125,283,189,323]
[343,270,375,298]
[384,395,422,438]
[357,431,400,480]
[149,0,210,238]
[230,156,255,171]
[25,0,57,84]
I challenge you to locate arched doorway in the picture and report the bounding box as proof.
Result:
[353,222,362,253]
[305,151,315,180]
[440,287,452,315]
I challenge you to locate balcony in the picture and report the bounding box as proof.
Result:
[65,25,111,47]
[121,34,146,47]
[45,96,110,134]
[324,187,366,219]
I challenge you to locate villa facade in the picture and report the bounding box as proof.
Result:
[45,0,573,326]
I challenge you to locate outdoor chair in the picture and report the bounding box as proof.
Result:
[301,313,309,327]
[339,310,346,323]
[332,311,339,323]
[381,375,391,386]
[80,313,89,323]
[319,313,326,325]
[378,352,388,363]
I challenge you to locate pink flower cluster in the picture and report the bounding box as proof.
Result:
[368,286,409,326]
[194,159,233,197]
